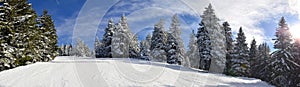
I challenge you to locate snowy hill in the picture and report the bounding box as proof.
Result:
[0,56,273,87]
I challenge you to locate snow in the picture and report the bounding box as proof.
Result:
[0,56,273,87]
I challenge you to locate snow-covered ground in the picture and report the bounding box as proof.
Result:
[0,56,273,87]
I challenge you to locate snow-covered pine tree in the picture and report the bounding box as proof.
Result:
[187,30,199,68]
[169,14,187,66]
[112,22,130,58]
[268,17,300,87]
[58,44,63,56]
[273,17,293,51]
[67,44,73,56]
[129,34,140,58]
[7,0,41,66]
[118,14,140,58]
[223,22,234,73]
[101,18,115,58]
[292,38,300,63]
[252,43,271,80]
[140,41,147,60]
[151,19,167,62]
[37,10,58,61]
[140,34,152,60]
[94,37,102,58]
[166,32,183,65]
[200,4,226,73]
[227,27,250,76]
[196,22,212,70]
[74,38,91,57]
[0,2,15,70]
[248,38,257,77]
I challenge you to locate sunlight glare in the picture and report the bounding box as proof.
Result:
[290,23,300,39]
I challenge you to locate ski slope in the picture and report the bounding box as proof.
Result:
[0,56,273,87]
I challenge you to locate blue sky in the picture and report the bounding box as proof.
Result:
[29,0,300,51]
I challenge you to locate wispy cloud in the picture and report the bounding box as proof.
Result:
[288,0,300,19]
[186,0,295,45]
[57,0,300,49]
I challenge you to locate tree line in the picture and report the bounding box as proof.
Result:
[57,4,300,86]
[0,0,58,71]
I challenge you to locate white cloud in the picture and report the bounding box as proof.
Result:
[288,0,300,19]
[67,0,119,48]
[57,0,300,49]
[184,0,295,45]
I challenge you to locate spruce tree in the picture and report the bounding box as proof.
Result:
[268,17,300,87]
[166,33,183,65]
[169,14,186,66]
[94,37,102,58]
[151,19,167,62]
[196,22,212,70]
[129,34,140,58]
[253,43,271,80]
[38,10,58,61]
[101,18,115,58]
[74,38,91,57]
[0,1,15,69]
[140,34,152,60]
[227,27,250,76]
[223,22,234,73]
[112,22,130,58]
[273,17,293,50]
[118,14,139,58]
[292,38,300,63]
[7,0,40,66]
[200,4,226,73]
[187,30,199,68]
[249,38,257,77]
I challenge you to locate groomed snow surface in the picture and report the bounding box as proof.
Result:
[0,56,273,87]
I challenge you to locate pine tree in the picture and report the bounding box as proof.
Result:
[140,34,152,60]
[112,22,130,58]
[169,14,187,66]
[101,18,115,58]
[94,37,102,58]
[227,27,250,76]
[1,0,57,70]
[37,10,58,61]
[269,50,299,87]
[268,17,300,87]
[67,44,72,56]
[0,1,15,69]
[273,17,293,51]
[253,43,271,80]
[196,22,212,70]
[7,0,41,66]
[74,38,91,57]
[118,14,140,58]
[292,38,300,63]
[249,38,257,77]
[129,34,140,58]
[151,19,167,62]
[223,22,234,73]
[200,4,226,73]
[187,30,199,68]
[166,33,183,65]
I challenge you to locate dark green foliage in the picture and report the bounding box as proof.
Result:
[38,10,59,61]
[248,38,257,77]
[196,22,211,70]
[0,0,58,71]
[223,22,234,74]
[166,33,182,64]
[100,19,115,58]
[226,27,250,76]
